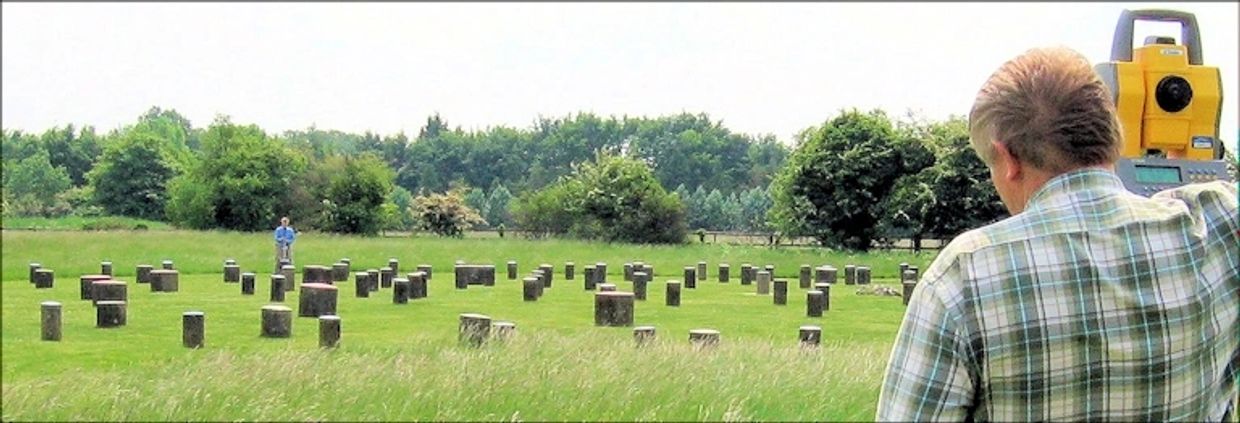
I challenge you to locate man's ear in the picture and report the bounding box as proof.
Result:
[990,140,1022,181]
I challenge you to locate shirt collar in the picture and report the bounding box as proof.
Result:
[1025,168,1126,211]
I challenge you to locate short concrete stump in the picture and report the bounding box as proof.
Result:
[417,265,432,280]
[354,272,370,298]
[583,265,597,290]
[522,277,540,301]
[773,279,788,305]
[903,282,916,306]
[816,266,837,284]
[697,261,707,281]
[79,275,111,300]
[799,325,822,347]
[33,269,54,289]
[305,265,334,285]
[599,283,617,292]
[718,264,730,283]
[492,321,517,341]
[224,265,241,283]
[634,326,656,345]
[565,262,575,280]
[319,315,341,348]
[507,261,518,280]
[29,262,41,284]
[270,272,288,300]
[844,264,857,285]
[632,271,649,300]
[281,265,297,291]
[857,266,871,285]
[532,267,549,289]
[595,262,607,281]
[41,301,62,341]
[270,274,287,302]
[409,272,428,299]
[902,269,918,284]
[683,267,697,289]
[366,269,379,292]
[388,258,400,275]
[183,311,205,348]
[899,262,909,279]
[91,280,127,305]
[530,270,546,297]
[392,278,411,304]
[594,291,635,327]
[740,264,753,285]
[150,269,179,292]
[298,283,338,317]
[623,263,634,281]
[666,281,681,306]
[813,283,832,311]
[101,261,113,276]
[378,267,394,288]
[136,265,154,284]
[689,329,720,349]
[459,313,491,347]
[455,264,497,288]
[538,264,553,288]
[162,260,174,270]
[96,300,127,328]
[756,270,771,295]
[241,272,256,295]
[807,290,826,317]
[332,263,349,282]
[261,305,292,338]
[799,265,812,288]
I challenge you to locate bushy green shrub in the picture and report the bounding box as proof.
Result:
[513,154,686,244]
[410,189,486,237]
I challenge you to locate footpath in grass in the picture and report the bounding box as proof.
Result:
[2,230,929,420]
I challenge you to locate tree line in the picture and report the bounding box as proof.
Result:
[2,105,1011,251]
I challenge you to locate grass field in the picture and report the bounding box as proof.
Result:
[1,230,934,421]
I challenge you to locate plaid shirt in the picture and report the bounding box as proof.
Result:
[877,169,1239,422]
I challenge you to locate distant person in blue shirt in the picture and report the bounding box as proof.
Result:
[274,216,295,272]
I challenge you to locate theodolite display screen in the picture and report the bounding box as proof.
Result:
[1134,165,1182,184]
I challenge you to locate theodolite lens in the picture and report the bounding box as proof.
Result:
[1155,75,1193,113]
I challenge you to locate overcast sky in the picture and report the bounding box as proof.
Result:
[3,2,1237,150]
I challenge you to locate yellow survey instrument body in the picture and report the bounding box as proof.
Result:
[1094,9,1231,195]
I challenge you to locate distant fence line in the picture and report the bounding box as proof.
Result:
[387,229,946,251]
[3,225,944,251]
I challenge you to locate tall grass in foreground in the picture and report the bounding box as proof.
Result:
[1,333,889,421]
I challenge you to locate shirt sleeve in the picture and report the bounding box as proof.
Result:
[876,262,977,422]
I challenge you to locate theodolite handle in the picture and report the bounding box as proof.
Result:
[1110,9,1203,66]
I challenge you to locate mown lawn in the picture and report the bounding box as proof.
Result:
[1,230,932,421]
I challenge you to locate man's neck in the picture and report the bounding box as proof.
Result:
[1017,164,1116,212]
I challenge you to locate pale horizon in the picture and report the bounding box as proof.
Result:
[3,2,1237,150]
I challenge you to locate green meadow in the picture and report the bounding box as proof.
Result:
[1,230,933,421]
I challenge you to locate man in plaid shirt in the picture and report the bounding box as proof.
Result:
[877,46,1239,421]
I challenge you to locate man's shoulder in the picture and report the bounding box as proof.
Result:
[919,212,1043,292]
[1151,180,1238,215]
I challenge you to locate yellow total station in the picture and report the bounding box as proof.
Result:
[1094,9,1224,161]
